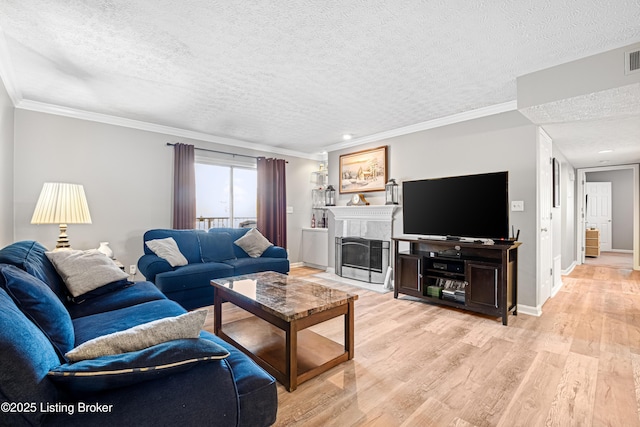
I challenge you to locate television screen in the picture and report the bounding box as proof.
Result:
[402,171,509,240]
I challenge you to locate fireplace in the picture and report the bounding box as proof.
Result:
[336,237,390,284]
[327,205,398,289]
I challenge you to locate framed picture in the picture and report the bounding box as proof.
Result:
[553,157,560,207]
[339,146,388,194]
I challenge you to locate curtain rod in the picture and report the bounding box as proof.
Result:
[166,143,287,162]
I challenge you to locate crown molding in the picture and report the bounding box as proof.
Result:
[324,101,518,153]
[15,99,323,161]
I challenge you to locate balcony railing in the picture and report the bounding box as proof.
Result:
[195,216,257,230]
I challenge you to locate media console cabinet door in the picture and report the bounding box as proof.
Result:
[466,261,502,312]
[396,254,423,297]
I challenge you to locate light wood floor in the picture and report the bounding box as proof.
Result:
[584,251,634,269]
[204,264,640,426]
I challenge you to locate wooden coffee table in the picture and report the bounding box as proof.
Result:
[211,271,358,391]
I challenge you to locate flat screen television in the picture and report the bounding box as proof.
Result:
[402,171,509,241]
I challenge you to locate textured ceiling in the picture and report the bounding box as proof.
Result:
[0,1,639,164]
[520,83,640,168]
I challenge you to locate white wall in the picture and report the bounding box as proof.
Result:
[13,109,316,276]
[327,111,542,308]
[0,78,14,247]
[552,147,577,270]
[518,41,640,108]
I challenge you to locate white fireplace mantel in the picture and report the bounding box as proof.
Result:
[326,205,399,222]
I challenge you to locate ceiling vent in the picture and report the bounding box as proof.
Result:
[625,49,640,75]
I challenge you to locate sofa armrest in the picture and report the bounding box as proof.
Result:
[46,359,240,426]
[137,254,173,282]
[261,246,287,259]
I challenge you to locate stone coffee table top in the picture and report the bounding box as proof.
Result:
[211,271,358,322]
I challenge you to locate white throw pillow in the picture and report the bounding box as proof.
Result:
[46,249,129,297]
[145,237,188,267]
[234,228,273,258]
[66,310,208,361]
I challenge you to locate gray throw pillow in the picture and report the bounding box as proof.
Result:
[145,237,188,267]
[46,249,129,297]
[66,310,208,362]
[234,228,273,258]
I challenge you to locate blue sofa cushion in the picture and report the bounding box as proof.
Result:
[143,229,204,264]
[198,232,236,262]
[0,264,75,360]
[73,299,188,345]
[0,240,67,301]
[67,310,208,361]
[67,281,167,319]
[222,257,290,276]
[209,228,252,258]
[155,262,234,293]
[0,286,61,426]
[48,338,229,397]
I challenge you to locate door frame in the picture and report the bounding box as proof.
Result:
[537,128,553,311]
[576,164,639,270]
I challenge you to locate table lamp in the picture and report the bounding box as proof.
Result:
[31,182,92,250]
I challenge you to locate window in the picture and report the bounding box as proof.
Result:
[195,159,257,229]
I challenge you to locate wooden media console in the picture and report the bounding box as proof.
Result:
[393,236,521,325]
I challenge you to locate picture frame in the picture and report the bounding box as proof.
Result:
[339,146,388,194]
[553,157,560,207]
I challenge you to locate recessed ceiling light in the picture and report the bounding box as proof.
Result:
[342,134,352,141]
[598,149,613,154]
[599,160,610,163]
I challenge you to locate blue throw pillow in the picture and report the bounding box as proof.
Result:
[198,232,236,263]
[0,264,75,361]
[0,240,68,301]
[0,286,61,426]
[48,338,229,397]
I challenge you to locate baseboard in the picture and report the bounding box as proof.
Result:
[300,262,327,270]
[326,267,335,275]
[562,261,577,276]
[517,304,542,317]
[551,280,564,298]
[290,262,305,268]
[610,249,633,253]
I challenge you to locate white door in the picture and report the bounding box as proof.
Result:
[537,130,553,306]
[585,182,612,251]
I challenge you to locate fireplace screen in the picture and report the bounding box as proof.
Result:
[336,237,390,283]
[341,238,383,272]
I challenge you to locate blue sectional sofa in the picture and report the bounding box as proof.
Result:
[0,241,277,427]
[138,228,289,310]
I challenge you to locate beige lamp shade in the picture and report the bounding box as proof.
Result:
[31,183,92,249]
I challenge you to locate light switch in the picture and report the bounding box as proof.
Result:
[511,201,524,212]
[286,206,294,214]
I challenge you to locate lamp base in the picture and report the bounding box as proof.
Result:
[55,224,71,250]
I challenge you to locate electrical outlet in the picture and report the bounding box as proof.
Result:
[129,265,137,275]
[511,201,524,212]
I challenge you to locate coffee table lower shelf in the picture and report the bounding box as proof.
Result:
[219,316,348,390]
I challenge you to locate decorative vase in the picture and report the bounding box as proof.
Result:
[97,242,114,259]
